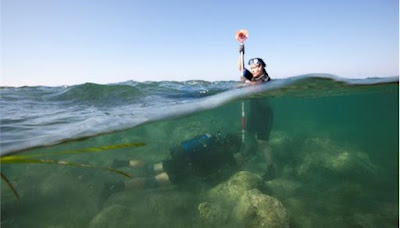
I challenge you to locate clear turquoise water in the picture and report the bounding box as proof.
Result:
[1,76,398,227]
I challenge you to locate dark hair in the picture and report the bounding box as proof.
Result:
[248,58,266,68]
[258,58,266,68]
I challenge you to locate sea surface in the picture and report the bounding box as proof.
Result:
[1,74,398,227]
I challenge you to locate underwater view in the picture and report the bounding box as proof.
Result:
[1,75,398,228]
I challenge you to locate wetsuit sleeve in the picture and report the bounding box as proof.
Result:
[242,68,253,81]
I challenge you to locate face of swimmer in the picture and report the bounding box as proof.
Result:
[250,64,264,78]
[248,58,266,78]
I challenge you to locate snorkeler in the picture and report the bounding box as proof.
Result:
[238,39,275,180]
[100,133,243,205]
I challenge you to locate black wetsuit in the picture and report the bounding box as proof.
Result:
[242,68,274,141]
[242,68,270,82]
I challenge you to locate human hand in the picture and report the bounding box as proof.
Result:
[234,153,246,166]
[234,152,254,165]
[234,81,249,88]
[239,44,245,53]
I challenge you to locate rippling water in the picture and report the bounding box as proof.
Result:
[1,75,398,227]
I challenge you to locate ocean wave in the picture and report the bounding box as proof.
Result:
[0,74,397,155]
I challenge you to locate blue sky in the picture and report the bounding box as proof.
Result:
[2,0,399,86]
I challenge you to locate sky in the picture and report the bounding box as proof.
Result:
[1,0,399,86]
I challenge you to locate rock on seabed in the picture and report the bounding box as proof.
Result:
[89,204,131,228]
[233,189,289,228]
[200,171,289,228]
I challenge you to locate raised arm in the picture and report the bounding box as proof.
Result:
[238,44,245,72]
[238,44,248,83]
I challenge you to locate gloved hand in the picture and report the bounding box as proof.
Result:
[239,44,245,54]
